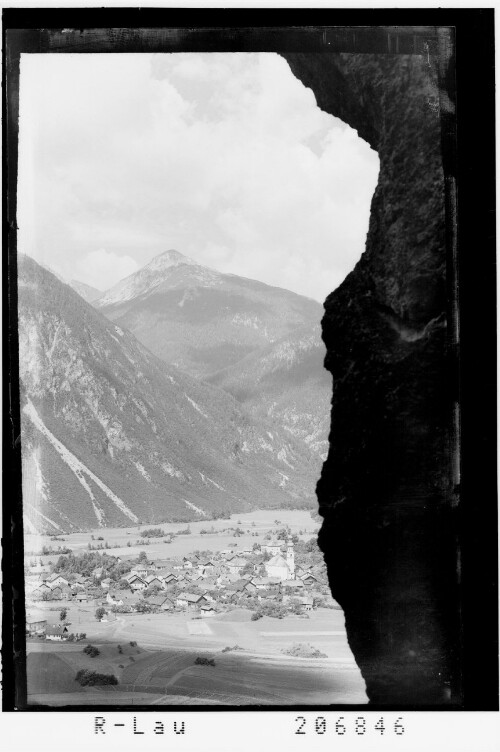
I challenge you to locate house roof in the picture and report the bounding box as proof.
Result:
[26,614,47,625]
[177,593,205,603]
[282,579,304,588]
[229,557,248,566]
[253,577,281,586]
[156,569,176,578]
[200,604,215,611]
[146,595,172,606]
[46,625,68,636]
[120,592,142,604]
[126,573,146,582]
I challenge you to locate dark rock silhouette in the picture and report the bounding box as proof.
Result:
[281,50,460,704]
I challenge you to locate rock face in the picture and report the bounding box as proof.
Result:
[281,52,459,704]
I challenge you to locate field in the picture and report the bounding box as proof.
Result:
[27,608,366,706]
[25,510,319,566]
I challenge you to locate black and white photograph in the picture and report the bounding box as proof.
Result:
[2,6,498,736]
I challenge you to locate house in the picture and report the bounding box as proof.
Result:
[176,593,207,610]
[182,556,199,569]
[144,575,163,589]
[281,579,305,592]
[119,593,142,612]
[252,577,281,591]
[300,573,319,587]
[233,579,250,592]
[126,573,147,591]
[48,586,63,600]
[101,577,112,590]
[200,576,218,591]
[145,594,174,611]
[200,604,216,618]
[131,564,148,578]
[46,625,69,641]
[156,569,176,581]
[227,557,248,576]
[26,615,47,636]
[300,595,314,612]
[75,592,88,603]
[106,591,124,606]
[31,584,51,600]
[198,560,216,576]
[47,574,69,588]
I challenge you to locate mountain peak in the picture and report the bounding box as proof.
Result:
[96,249,203,307]
[145,249,198,272]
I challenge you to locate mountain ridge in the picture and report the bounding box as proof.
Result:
[19,255,318,533]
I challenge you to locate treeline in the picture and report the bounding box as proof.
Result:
[140,527,166,538]
[53,551,132,580]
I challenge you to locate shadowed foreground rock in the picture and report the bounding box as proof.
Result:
[282,50,460,704]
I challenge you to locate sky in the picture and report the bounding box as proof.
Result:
[18,52,379,302]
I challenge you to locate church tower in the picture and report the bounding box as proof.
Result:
[286,536,295,579]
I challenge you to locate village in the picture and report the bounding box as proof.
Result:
[23,511,366,705]
[25,522,335,640]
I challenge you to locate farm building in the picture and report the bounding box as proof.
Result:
[145,595,174,611]
[126,573,147,591]
[281,579,305,592]
[227,557,248,575]
[106,591,124,606]
[176,593,207,610]
[300,573,319,587]
[252,577,281,591]
[145,575,163,589]
[46,574,69,588]
[26,615,47,636]
[200,605,216,617]
[45,625,69,641]
[130,564,148,578]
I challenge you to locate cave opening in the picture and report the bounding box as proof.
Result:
[16,50,383,705]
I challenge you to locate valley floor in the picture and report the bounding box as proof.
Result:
[27,608,366,706]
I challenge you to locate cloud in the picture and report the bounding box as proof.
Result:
[17,52,379,301]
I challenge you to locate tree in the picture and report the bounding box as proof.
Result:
[83,644,100,657]
[137,551,148,563]
[95,607,106,621]
[59,608,67,621]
